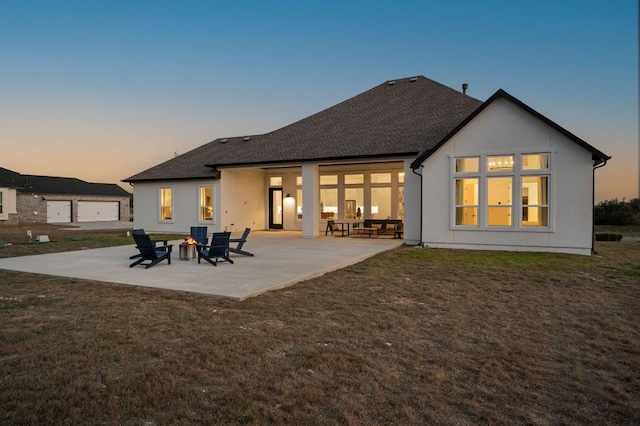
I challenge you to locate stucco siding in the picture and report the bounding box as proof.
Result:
[219,168,266,233]
[132,179,219,233]
[420,98,595,255]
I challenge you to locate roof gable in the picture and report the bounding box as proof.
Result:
[411,89,610,169]
[125,76,482,182]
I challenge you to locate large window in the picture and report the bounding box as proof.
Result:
[160,188,173,221]
[296,176,303,220]
[521,154,549,226]
[320,175,338,218]
[452,153,550,229]
[199,186,213,222]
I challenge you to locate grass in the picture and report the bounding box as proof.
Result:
[0,224,639,424]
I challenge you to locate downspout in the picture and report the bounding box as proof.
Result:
[411,165,424,246]
[592,159,608,254]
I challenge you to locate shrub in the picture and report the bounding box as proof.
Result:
[594,233,623,241]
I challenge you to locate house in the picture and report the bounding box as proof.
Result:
[0,167,132,224]
[124,76,609,255]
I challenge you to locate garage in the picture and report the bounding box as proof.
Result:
[77,201,120,222]
[47,201,71,223]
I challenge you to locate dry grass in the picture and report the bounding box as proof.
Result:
[0,224,639,425]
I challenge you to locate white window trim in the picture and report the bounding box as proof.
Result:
[198,185,215,224]
[450,151,554,232]
[159,187,174,223]
[0,189,6,220]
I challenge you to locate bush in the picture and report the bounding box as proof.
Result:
[594,198,640,226]
[594,233,623,241]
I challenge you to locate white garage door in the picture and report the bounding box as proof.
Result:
[77,201,119,222]
[47,201,71,223]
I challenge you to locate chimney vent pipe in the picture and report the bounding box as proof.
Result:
[462,83,468,95]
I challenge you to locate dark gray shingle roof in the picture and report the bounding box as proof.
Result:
[20,175,131,196]
[0,167,130,196]
[124,76,482,182]
[0,167,24,188]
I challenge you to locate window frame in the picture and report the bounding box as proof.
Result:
[159,187,173,222]
[198,186,215,223]
[450,152,552,231]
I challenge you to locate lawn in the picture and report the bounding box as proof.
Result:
[0,225,639,425]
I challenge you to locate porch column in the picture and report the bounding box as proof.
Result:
[302,164,319,238]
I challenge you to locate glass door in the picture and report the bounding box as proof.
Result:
[269,188,283,229]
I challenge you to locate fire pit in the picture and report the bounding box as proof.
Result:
[179,236,199,260]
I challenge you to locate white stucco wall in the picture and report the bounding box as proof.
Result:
[132,179,221,234]
[219,168,266,233]
[419,98,596,255]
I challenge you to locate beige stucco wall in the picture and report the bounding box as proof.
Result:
[419,98,595,255]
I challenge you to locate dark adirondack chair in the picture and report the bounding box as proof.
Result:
[130,230,173,269]
[189,226,208,245]
[189,226,208,253]
[198,232,234,266]
[229,228,254,257]
[129,229,169,259]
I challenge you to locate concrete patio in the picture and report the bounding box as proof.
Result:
[0,231,403,300]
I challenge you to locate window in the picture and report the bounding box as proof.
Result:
[371,173,391,184]
[452,153,551,229]
[320,175,338,185]
[269,176,282,186]
[296,176,302,220]
[456,157,479,173]
[199,187,213,221]
[160,188,173,221]
[296,188,303,219]
[0,191,3,214]
[487,177,512,226]
[344,187,363,219]
[320,188,338,216]
[455,178,478,225]
[345,174,364,185]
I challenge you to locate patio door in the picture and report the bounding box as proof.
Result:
[269,188,283,229]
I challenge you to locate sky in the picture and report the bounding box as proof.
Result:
[1,0,637,202]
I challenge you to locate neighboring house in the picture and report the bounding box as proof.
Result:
[124,75,609,255]
[0,167,132,224]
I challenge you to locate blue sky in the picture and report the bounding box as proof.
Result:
[1,0,637,201]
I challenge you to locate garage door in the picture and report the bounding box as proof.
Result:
[77,201,119,222]
[47,201,71,223]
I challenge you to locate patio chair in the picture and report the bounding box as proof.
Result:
[189,226,208,246]
[188,226,208,253]
[229,227,254,256]
[130,230,173,269]
[129,229,169,259]
[198,232,234,266]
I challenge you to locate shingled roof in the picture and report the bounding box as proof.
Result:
[0,167,130,196]
[124,76,482,182]
[0,167,24,188]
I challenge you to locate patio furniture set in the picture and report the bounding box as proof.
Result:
[325,219,403,239]
[129,227,253,269]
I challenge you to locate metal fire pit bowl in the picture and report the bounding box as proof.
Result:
[179,243,197,261]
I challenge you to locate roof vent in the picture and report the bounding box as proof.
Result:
[462,83,468,95]
[409,77,418,82]
[387,80,396,86]
[220,139,228,144]
[243,136,251,141]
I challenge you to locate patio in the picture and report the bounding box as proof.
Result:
[0,231,403,300]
